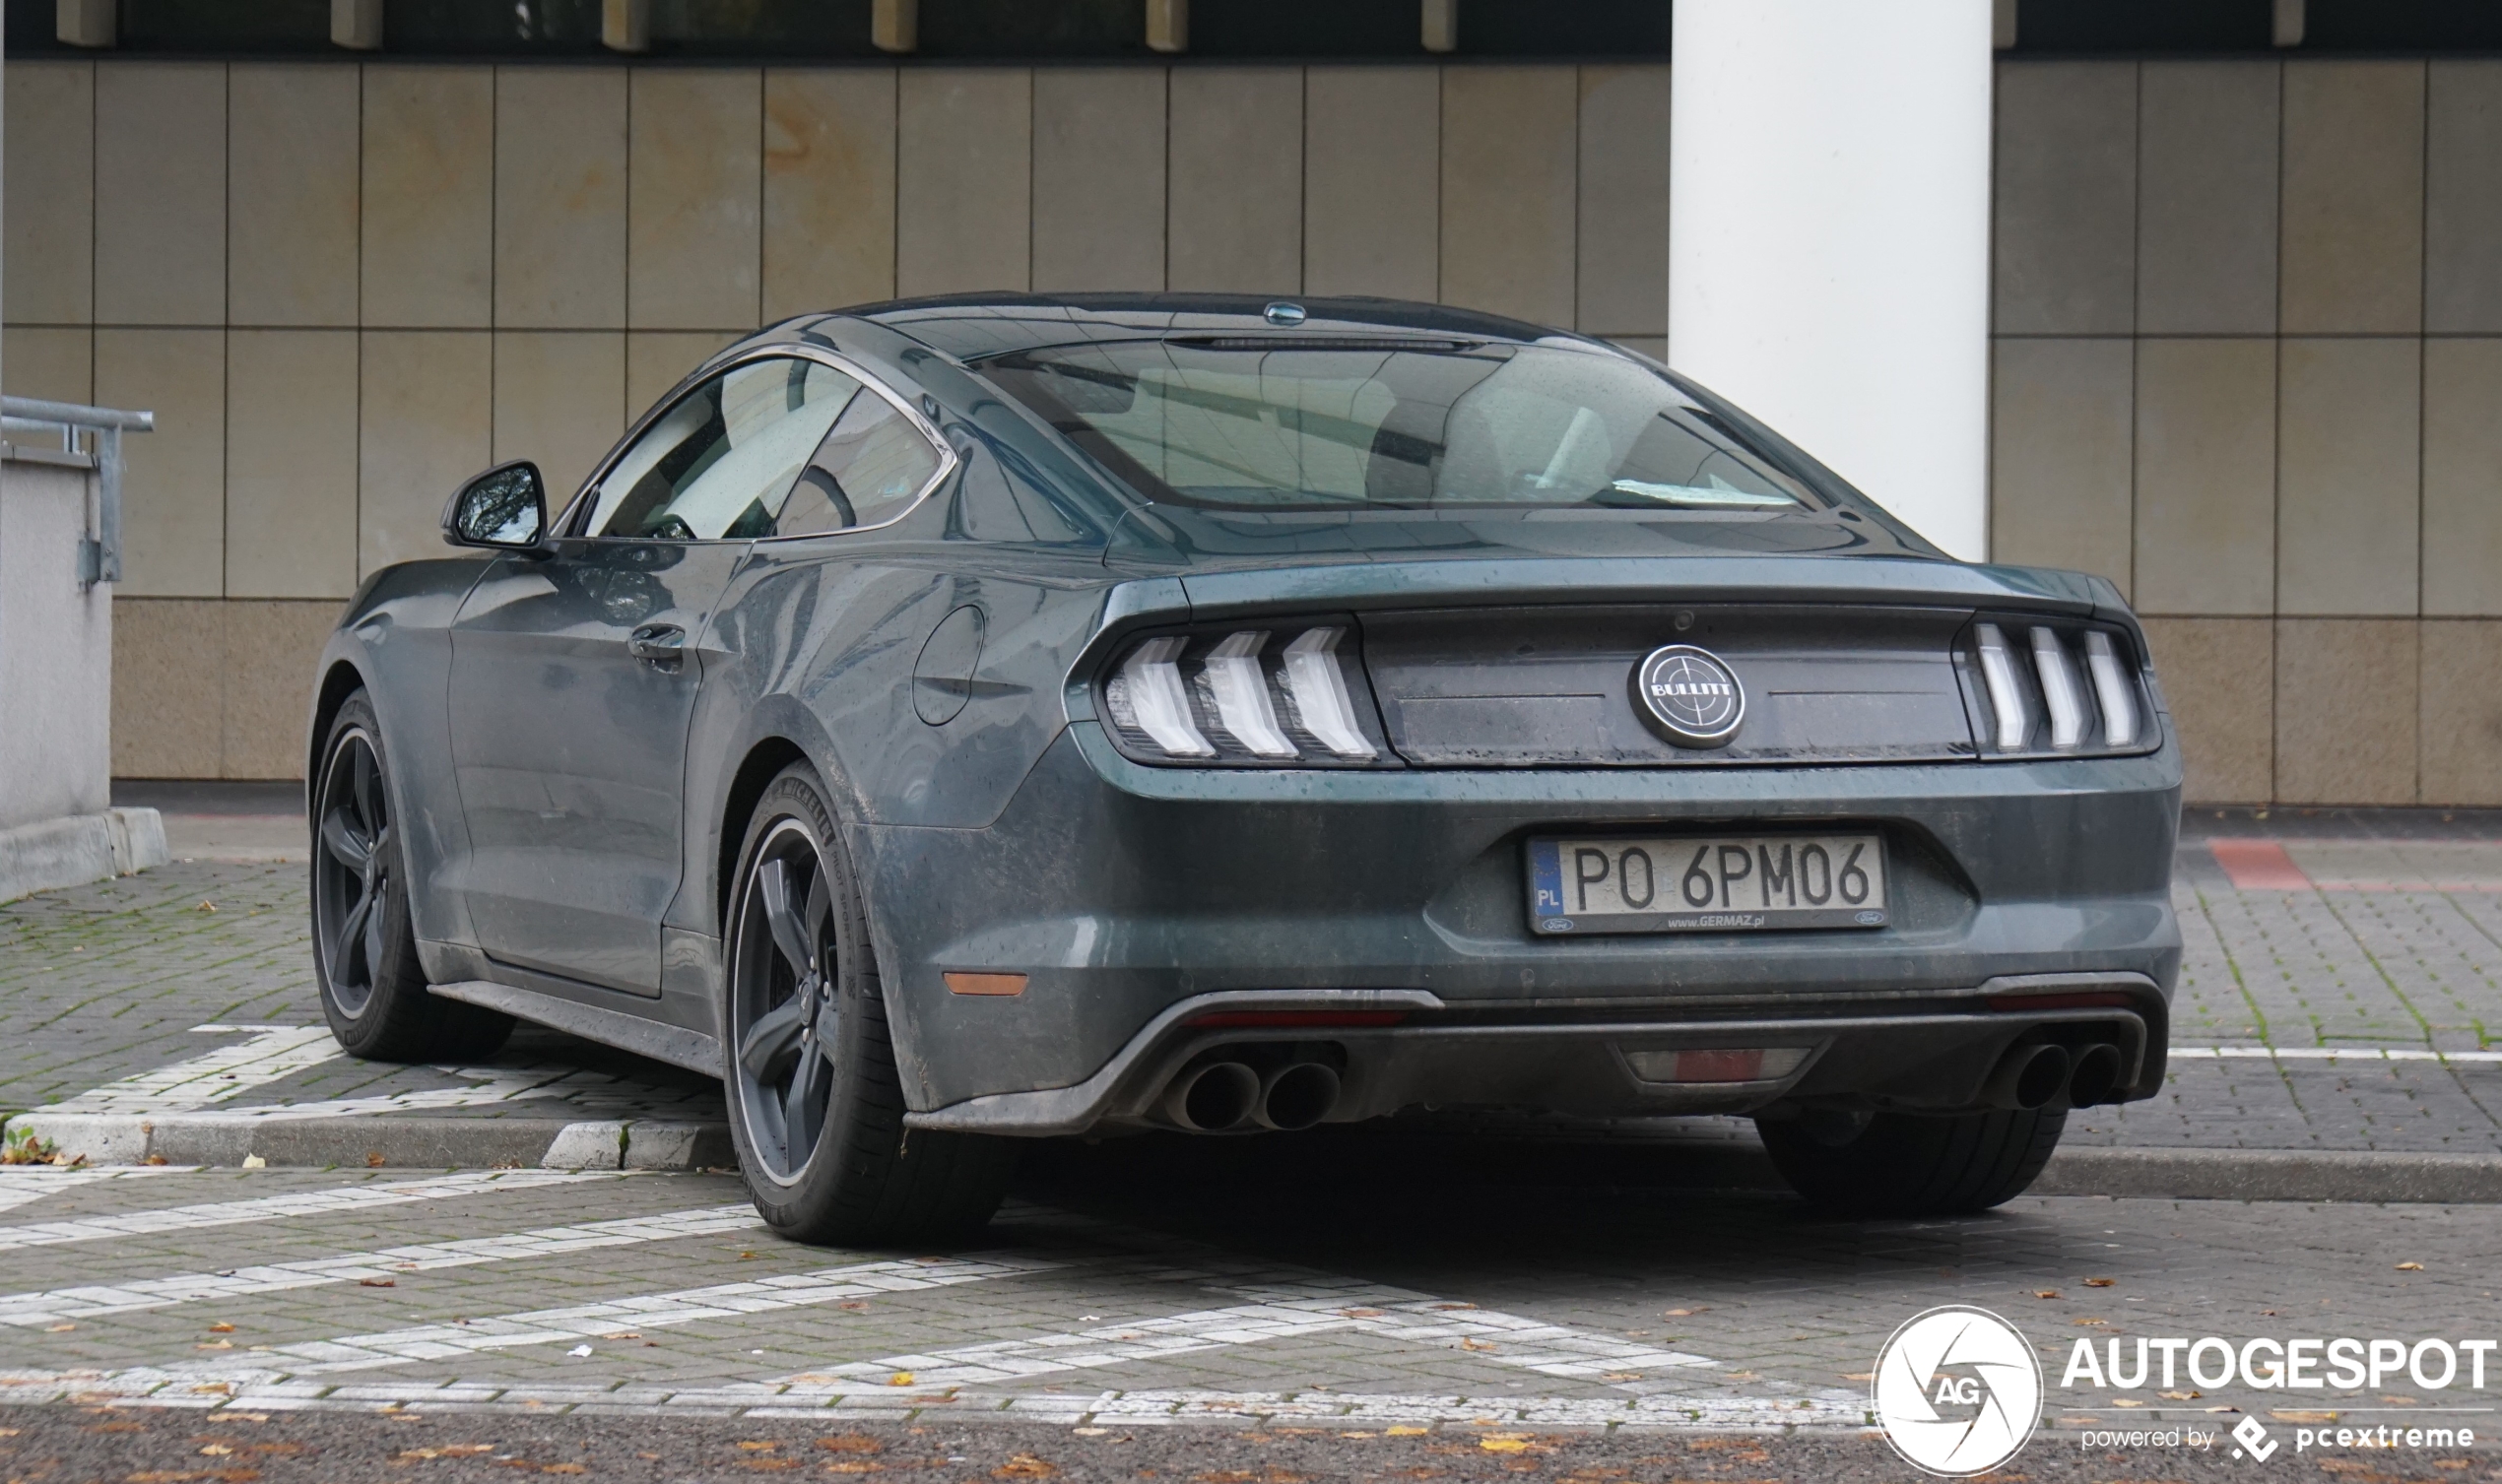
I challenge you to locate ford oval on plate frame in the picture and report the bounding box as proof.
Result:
[1529,833,1889,934]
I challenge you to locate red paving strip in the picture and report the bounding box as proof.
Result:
[2208,838,2315,890]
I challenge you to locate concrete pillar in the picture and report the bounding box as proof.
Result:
[1669,0,1995,559]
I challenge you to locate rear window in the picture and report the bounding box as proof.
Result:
[979,339,1822,514]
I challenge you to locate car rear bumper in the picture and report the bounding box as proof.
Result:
[867,723,2183,1131]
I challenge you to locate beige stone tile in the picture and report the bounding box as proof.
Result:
[630,68,762,331]
[2427,61,2502,334]
[1304,67,1438,301]
[2140,617,2272,804]
[2281,61,2425,335]
[1032,68,1165,293]
[228,65,360,327]
[1439,67,1575,327]
[895,69,1031,298]
[493,331,626,508]
[2420,620,2502,806]
[2132,338,2276,616]
[1989,338,2134,595]
[95,328,225,598]
[223,600,345,780]
[495,68,628,329]
[5,61,95,324]
[2137,62,2278,336]
[626,331,740,422]
[1994,62,2136,337]
[2,327,94,403]
[94,63,226,327]
[2274,618,2417,805]
[111,599,224,778]
[2424,338,2502,616]
[362,66,494,329]
[226,331,360,600]
[763,68,897,318]
[1167,67,1301,295]
[1575,65,1669,339]
[2276,338,2420,617]
[360,332,492,577]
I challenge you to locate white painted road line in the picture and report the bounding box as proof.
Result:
[36,1026,342,1115]
[0,1168,204,1215]
[0,1169,631,1253]
[786,1264,1713,1394]
[2173,1046,2502,1064]
[0,1204,762,1325]
[165,1252,1066,1380]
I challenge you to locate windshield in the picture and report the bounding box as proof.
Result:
[979,340,1821,513]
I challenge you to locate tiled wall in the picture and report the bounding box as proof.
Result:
[1992,59,2502,806]
[10,57,2499,803]
[0,58,1671,779]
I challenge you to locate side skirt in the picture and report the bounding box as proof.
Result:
[428,979,723,1080]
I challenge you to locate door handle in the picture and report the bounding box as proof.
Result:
[627,622,687,667]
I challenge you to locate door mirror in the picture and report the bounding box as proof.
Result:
[443,461,548,550]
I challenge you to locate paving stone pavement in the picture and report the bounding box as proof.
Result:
[0,1156,2494,1453]
[7,830,2502,1154]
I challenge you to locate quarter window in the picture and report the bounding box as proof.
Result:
[771,387,947,538]
[586,357,859,540]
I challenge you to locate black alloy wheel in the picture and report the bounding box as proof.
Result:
[722,763,1012,1244]
[310,692,512,1062]
[730,819,842,1182]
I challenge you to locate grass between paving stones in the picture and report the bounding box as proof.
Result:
[0,1407,2494,1482]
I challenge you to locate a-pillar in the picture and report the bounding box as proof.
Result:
[1669,0,1994,559]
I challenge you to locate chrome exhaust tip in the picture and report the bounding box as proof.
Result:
[1254,1063,1342,1131]
[2064,1043,2125,1109]
[1983,1042,2072,1112]
[1160,1061,1260,1132]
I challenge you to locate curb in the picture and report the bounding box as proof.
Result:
[1,1113,734,1172]
[2032,1144,2502,1203]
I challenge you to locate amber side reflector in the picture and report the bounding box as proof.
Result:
[1187,1009,1408,1029]
[1985,991,2138,1012]
[944,972,1027,997]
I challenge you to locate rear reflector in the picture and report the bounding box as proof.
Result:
[944,972,1028,997]
[1621,1046,1811,1084]
[1187,1009,1408,1029]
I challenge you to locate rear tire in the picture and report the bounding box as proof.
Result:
[1755,1107,2065,1217]
[722,763,1014,1246]
[311,691,514,1063]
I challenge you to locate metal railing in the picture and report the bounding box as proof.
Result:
[2,396,156,587]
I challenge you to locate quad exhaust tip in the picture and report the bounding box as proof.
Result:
[1160,1061,1260,1132]
[2065,1042,2125,1109]
[1255,1062,1342,1131]
[1983,1042,2072,1111]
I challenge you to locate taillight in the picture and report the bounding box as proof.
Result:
[1099,621,1394,766]
[1967,620,2156,758]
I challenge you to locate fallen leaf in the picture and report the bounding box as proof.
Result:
[994,1454,1057,1479]
[196,900,218,912]
[2084,1277,2116,1288]
[208,1323,235,1334]
[838,1302,869,1311]
[889,1372,916,1387]
[1339,1308,1386,1319]
[200,1444,234,1455]
[739,1442,779,1452]
[2159,1390,2201,1400]
[46,1322,76,1332]
[1840,1373,1875,1382]
[740,1251,761,1260]
[197,1340,233,1350]
[1601,1372,1643,1383]
[1459,1337,1494,1352]
[146,1154,170,1166]
[1662,1309,1695,1318]
[365,1152,386,1169]
[1387,1426,1430,1437]
[818,1437,882,1454]
[601,1331,641,1341]
[2073,1318,2109,1327]
[2031,1289,2062,1300]
[2397,1261,2425,1271]
[1479,1437,1531,1454]
[2272,1410,2339,1424]
[358,1278,395,1289]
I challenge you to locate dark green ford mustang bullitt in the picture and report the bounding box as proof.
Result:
[306,294,2181,1241]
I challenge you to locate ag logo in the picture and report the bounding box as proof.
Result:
[1873,1306,2042,1476]
[1633,644,1745,747]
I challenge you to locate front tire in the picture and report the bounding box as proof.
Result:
[311,692,513,1063]
[1755,1107,2065,1217]
[722,763,1013,1246]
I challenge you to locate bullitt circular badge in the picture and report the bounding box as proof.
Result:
[1633,645,1745,747]
[1872,1306,2042,1476]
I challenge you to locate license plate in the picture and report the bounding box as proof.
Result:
[1528,834,1888,935]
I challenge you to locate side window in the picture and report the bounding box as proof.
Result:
[771,387,947,538]
[585,357,859,540]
